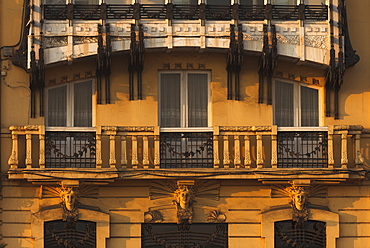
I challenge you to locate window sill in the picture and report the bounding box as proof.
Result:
[277,126,328,132]
[46,126,96,132]
[160,127,213,132]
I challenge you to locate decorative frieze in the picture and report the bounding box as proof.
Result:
[73,36,98,44]
[44,36,68,48]
[305,35,328,49]
[276,34,299,45]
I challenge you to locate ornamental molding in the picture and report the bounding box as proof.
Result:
[9,125,41,131]
[219,126,272,132]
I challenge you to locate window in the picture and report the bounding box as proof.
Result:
[47,80,94,127]
[274,80,320,127]
[160,72,209,128]
[74,0,99,4]
[240,0,264,5]
[173,0,198,4]
[272,0,297,5]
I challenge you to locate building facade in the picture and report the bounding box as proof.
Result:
[0,0,369,247]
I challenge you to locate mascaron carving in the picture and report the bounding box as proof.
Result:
[272,184,327,224]
[173,183,195,224]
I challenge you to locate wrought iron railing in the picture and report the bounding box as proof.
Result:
[238,5,265,21]
[205,5,232,20]
[106,4,134,19]
[272,5,300,20]
[140,4,167,19]
[277,131,328,168]
[160,132,213,168]
[173,5,199,20]
[305,5,328,21]
[73,4,101,20]
[43,4,328,21]
[45,131,96,168]
[43,5,68,20]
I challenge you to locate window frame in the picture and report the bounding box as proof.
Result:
[45,79,96,131]
[159,70,212,132]
[273,78,324,130]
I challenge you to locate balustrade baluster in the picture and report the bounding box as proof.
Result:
[8,133,19,169]
[143,135,149,167]
[121,136,127,168]
[132,135,139,168]
[26,133,32,168]
[256,134,264,168]
[223,136,230,168]
[244,135,251,168]
[234,135,241,168]
[109,134,116,168]
[341,132,348,169]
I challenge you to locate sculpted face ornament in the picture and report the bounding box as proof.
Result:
[292,188,307,211]
[60,187,78,212]
[173,185,194,224]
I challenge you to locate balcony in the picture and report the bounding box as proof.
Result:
[7,125,367,182]
[37,3,331,65]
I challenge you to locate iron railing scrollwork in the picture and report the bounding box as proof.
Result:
[43,4,328,21]
[275,220,326,248]
[44,220,96,248]
[160,132,213,168]
[277,131,328,168]
[45,131,96,168]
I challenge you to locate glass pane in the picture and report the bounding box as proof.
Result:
[173,0,198,4]
[305,0,325,4]
[74,81,92,127]
[106,0,133,3]
[208,0,230,5]
[275,81,294,127]
[75,0,98,4]
[188,74,208,127]
[161,74,181,127]
[44,0,66,4]
[140,0,165,4]
[240,0,264,5]
[272,0,297,4]
[48,85,67,127]
[301,86,319,127]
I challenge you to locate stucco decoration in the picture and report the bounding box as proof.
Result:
[272,184,327,224]
[207,210,227,223]
[144,210,163,223]
[41,186,99,221]
[173,184,195,224]
[149,180,220,223]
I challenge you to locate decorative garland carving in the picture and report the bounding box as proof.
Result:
[276,34,299,45]
[304,35,328,49]
[219,126,272,132]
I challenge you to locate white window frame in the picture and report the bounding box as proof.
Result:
[159,70,212,132]
[273,79,325,131]
[45,79,96,132]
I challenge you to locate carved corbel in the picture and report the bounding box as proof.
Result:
[173,181,195,224]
